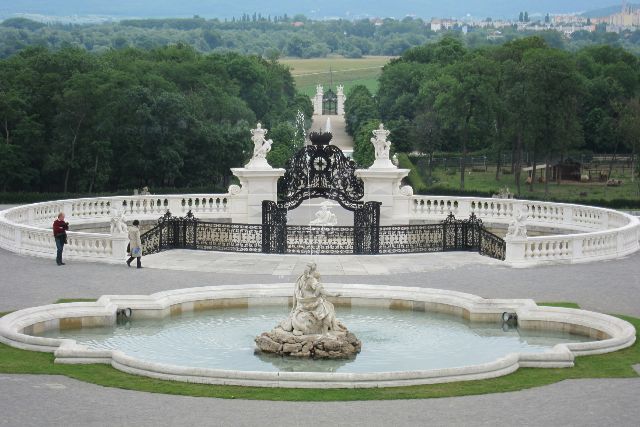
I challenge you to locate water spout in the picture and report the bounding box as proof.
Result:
[325,116,332,134]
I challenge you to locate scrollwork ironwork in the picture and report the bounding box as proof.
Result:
[142,212,506,260]
[279,145,365,211]
[479,228,506,261]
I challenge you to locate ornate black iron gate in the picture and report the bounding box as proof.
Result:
[262,143,381,254]
[142,211,505,260]
[322,88,337,115]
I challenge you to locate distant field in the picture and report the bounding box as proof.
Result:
[280,56,393,97]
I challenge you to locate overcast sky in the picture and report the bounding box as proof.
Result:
[0,1,626,20]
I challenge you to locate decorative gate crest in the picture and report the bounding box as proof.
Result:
[279,144,364,210]
[263,143,380,254]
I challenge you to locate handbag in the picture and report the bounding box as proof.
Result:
[132,247,142,257]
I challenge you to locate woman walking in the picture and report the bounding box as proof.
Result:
[52,212,69,266]
[126,219,143,268]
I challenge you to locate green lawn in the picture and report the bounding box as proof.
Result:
[412,163,640,207]
[1,301,638,401]
[280,56,393,97]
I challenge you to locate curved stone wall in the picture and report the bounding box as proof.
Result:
[0,194,638,266]
[0,284,635,388]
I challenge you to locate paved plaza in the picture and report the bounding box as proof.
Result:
[1,245,640,425]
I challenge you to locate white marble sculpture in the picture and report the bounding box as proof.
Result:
[109,209,128,235]
[255,263,361,358]
[506,206,528,240]
[246,123,273,169]
[370,123,395,168]
[310,201,338,226]
[285,262,343,335]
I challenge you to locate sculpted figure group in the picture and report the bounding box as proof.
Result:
[254,262,361,359]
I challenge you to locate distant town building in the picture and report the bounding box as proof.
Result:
[606,3,640,27]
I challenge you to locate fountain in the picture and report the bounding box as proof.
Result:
[309,201,338,226]
[255,263,361,358]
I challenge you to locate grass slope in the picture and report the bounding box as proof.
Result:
[0,301,638,401]
[280,56,393,97]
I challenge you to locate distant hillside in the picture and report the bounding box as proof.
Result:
[582,3,640,18]
[0,1,621,20]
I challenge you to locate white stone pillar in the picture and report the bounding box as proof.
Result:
[313,84,323,116]
[356,122,412,225]
[336,85,345,116]
[230,168,284,224]
[356,169,410,225]
[229,123,285,224]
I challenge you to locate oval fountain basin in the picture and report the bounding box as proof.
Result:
[1,284,635,388]
[37,305,591,373]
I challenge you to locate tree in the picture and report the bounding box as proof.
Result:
[344,85,377,137]
[619,98,640,189]
[353,120,378,168]
[430,54,498,190]
[522,49,582,195]
[411,108,442,184]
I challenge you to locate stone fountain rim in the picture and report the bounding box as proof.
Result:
[0,284,635,389]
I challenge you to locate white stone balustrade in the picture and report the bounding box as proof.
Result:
[1,193,638,267]
[0,193,239,264]
[409,195,640,266]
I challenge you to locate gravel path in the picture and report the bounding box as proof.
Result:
[1,247,639,425]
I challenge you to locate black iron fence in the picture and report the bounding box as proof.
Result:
[141,212,506,260]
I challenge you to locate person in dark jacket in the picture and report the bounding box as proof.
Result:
[52,212,69,266]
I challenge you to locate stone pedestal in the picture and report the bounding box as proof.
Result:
[111,235,129,261]
[230,167,284,224]
[505,236,527,267]
[356,168,411,225]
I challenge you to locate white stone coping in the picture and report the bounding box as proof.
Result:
[1,195,638,267]
[0,284,635,389]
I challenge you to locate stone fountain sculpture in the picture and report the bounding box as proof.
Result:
[255,262,361,359]
[309,201,338,227]
[369,123,394,169]
[506,205,528,240]
[245,122,273,169]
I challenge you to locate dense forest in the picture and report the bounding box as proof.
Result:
[2,16,640,59]
[0,45,312,193]
[345,37,640,195]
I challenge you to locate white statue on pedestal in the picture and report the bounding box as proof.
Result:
[369,123,395,168]
[506,206,528,240]
[337,85,344,97]
[310,201,338,226]
[286,262,344,336]
[246,123,273,169]
[109,209,128,235]
[254,263,362,358]
[316,84,324,96]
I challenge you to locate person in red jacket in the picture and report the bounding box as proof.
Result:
[52,212,69,266]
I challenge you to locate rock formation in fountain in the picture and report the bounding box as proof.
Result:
[255,262,361,359]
